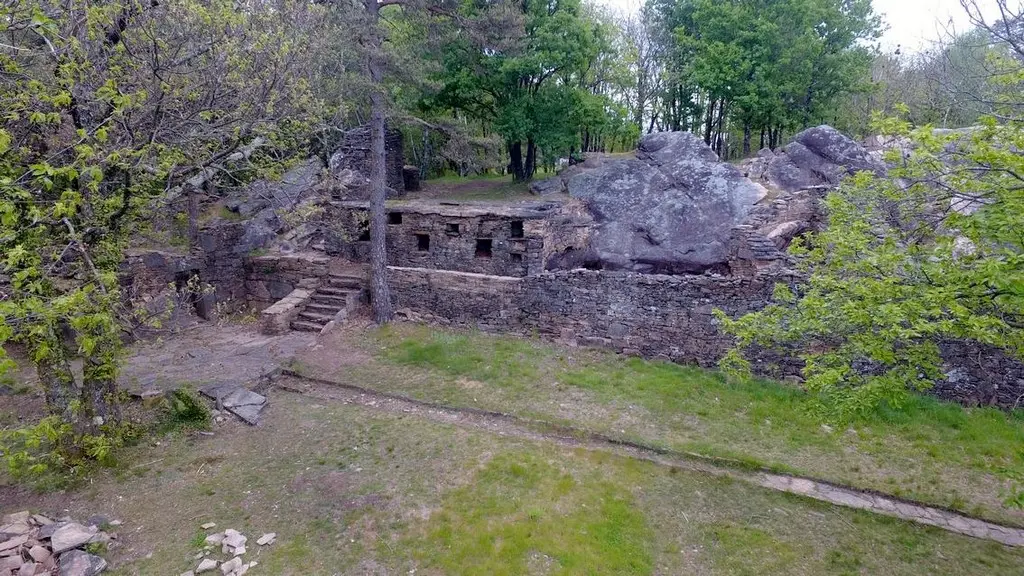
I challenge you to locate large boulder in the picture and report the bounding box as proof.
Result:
[764,125,884,192]
[561,132,767,274]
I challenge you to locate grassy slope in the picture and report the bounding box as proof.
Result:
[318,324,1024,527]
[28,392,1021,576]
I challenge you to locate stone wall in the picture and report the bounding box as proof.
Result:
[326,201,582,277]
[195,222,248,306]
[330,127,405,196]
[243,254,330,310]
[387,265,1024,407]
[388,266,793,366]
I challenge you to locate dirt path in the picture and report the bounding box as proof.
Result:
[279,369,1024,548]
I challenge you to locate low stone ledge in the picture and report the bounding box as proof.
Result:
[259,288,314,335]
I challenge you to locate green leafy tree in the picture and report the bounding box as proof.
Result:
[426,0,617,180]
[0,0,323,472]
[718,115,1024,418]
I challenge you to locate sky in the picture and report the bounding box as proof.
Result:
[595,0,1011,52]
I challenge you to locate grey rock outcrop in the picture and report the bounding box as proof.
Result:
[231,158,325,256]
[561,132,767,273]
[757,125,884,193]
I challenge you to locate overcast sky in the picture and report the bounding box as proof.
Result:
[595,0,1011,52]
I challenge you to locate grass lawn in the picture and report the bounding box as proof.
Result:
[412,172,552,202]
[5,391,1021,575]
[291,324,1024,527]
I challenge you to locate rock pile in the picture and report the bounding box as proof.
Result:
[0,511,114,576]
[181,525,274,576]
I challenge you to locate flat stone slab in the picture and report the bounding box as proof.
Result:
[198,384,267,425]
[51,523,97,554]
[59,549,108,576]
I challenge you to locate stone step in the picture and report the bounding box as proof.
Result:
[317,286,361,297]
[311,293,348,304]
[304,303,343,315]
[290,321,324,333]
[328,274,366,289]
[298,311,335,323]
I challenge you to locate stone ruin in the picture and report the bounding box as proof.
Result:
[122,125,1024,409]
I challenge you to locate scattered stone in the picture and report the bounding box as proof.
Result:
[28,545,51,563]
[85,516,109,529]
[232,545,246,556]
[18,561,38,576]
[30,516,53,527]
[204,533,225,546]
[0,522,31,538]
[195,558,219,573]
[38,522,69,540]
[50,524,98,554]
[255,533,276,546]
[220,557,242,575]
[1,513,28,526]
[200,523,217,530]
[222,530,246,549]
[0,536,28,553]
[58,550,107,576]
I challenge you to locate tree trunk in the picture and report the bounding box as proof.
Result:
[742,124,751,157]
[508,140,525,181]
[365,0,393,323]
[760,128,766,150]
[186,188,199,248]
[524,138,537,180]
[703,98,715,145]
[36,338,77,423]
[80,348,121,432]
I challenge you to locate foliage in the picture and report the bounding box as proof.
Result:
[836,29,1016,135]
[0,0,323,469]
[646,0,880,155]
[423,0,632,179]
[0,414,137,488]
[159,388,211,432]
[718,116,1024,418]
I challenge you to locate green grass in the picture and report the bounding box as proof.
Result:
[401,452,653,575]
[25,388,1023,575]
[416,172,553,201]
[356,324,1024,525]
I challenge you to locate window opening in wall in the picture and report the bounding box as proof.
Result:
[510,220,524,238]
[446,223,460,235]
[357,220,370,241]
[388,212,403,225]
[416,233,430,251]
[475,238,493,258]
[510,253,523,263]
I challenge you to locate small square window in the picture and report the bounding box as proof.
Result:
[416,233,430,251]
[475,238,492,258]
[388,212,403,225]
[510,220,524,238]
[510,253,523,263]
[446,223,460,235]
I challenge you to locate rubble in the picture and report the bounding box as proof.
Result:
[194,528,263,576]
[0,512,114,576]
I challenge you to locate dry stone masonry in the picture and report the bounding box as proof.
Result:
[122,124,1024,409]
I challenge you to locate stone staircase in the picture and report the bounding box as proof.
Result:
[290,272,367,332]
